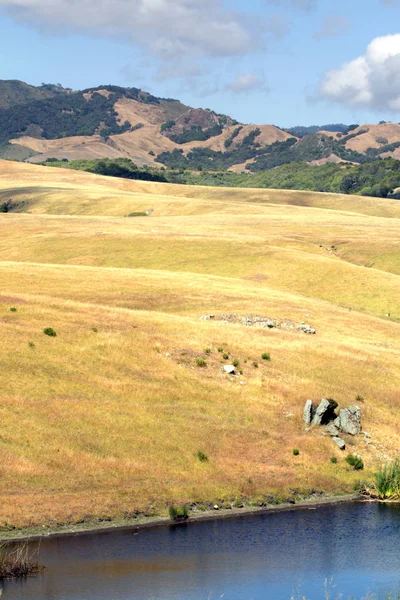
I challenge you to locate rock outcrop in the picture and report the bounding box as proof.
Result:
[303,399,315,425]
[311,399,337,426]
[303,399,362,451]
[334,406,361,436]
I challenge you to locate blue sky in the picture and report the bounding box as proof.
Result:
[1,0,400,126]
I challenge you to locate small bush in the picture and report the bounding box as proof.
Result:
[222,353,229,360]
[261,352,271,361]
[355,394,365,403]
[28,342,35,349]
[196,358,207,367]
[232,359,239,367]
[169,505,189,521]
[326,398,338,410]
[293,448,300,456]
[43,328,57,337]
[92,327,98,333]
[127,211,148,217]
[217,347,223,353]
[10,307,17,312]
[204,347,211,354]
[196,451,208,462]
[346,454,364,470]
[239,370,243,375]
[253,361,259,368]
[330,456,338,464]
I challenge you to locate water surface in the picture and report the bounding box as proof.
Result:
[5,502,400,600]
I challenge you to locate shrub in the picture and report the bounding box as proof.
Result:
[326,398,339,410]
[293,448,300,456]
[261,352,271,361]
[43,327,57,337]
[10,307,17,312]
[196,450,208,462]
[92,327,98,332]
[330,457,338,464]
[204,347,211,354]
[196,358,207,367]
[239,370,243,375]
[253,361,259,368]
[355,394,365,403]
[217,347,223,353]
[28,342,35,349]
[375,459,400,500]
[346,454,364,470]
[168,505,189,521]
[222,353,229,360]
[232,359,239,367]
[127,211,148,217]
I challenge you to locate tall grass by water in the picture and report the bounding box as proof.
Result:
[0,541,42,579]
[375,459,400,500]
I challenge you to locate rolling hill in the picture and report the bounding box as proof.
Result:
[0,159,399,529]
[3,80,400,174]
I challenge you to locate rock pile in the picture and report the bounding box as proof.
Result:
[303,398,362,450]
[200,313,317,334]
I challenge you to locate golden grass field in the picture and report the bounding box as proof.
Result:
[0,159,399,528]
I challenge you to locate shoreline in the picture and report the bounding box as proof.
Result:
[1,493,361,544]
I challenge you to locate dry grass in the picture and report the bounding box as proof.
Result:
[0,160,399,528]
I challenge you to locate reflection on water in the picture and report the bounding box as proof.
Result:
[4,502,400,600]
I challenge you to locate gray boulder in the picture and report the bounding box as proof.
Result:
[223,365,236,375]
[336,406,361,436]
[303,400,315,425]
[326,422,340,437]
[332,437,346,450]
[312,398,337,426]
[297,323,316,335]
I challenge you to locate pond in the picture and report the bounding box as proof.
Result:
[4,502,400,600]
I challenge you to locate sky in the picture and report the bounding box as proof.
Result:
[1,0,400,126]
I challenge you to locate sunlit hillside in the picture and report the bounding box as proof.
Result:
[0,159,399,528]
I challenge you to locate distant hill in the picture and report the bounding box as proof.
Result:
[285,123,351,137]
[1,80,400,173]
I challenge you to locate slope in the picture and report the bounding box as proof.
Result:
[0,161,399,528]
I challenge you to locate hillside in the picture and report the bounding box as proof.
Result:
[0,159,399,529]
[4,80,400,173]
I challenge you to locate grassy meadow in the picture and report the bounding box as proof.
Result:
[0,159,399,528]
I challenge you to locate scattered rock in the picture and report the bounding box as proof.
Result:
[312,398,337,426]
[303,399,315,425]
[325,422,340,437]
[223,365,236,375]
[201,313,317,334]
[332,437,346,450]
[335,406,361,436]
[213,505,219,510]
[297,323,316,335]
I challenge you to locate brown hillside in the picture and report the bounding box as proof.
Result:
[345,123,400,152]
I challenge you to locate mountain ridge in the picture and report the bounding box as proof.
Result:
[1,80,400,172]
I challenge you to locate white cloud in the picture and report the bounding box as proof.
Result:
[227,72,269,94]
[0,0,262,59]
[320,33,400,110]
